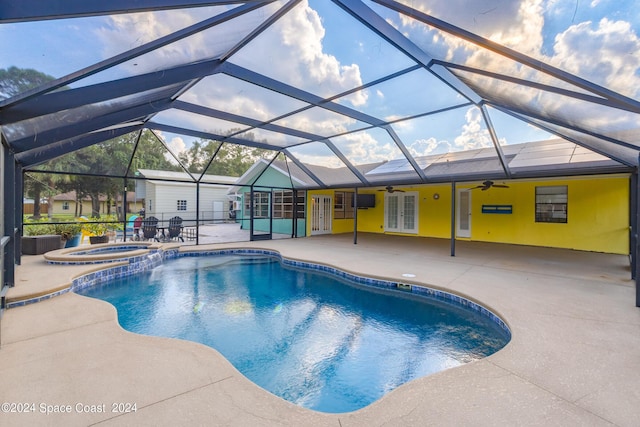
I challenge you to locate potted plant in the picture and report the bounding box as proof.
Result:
[84,222,110,244]
[54,222,82,248]
[104,215,123,242]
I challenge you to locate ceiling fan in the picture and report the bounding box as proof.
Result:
[378,185,405,193]
[471,180,510,191]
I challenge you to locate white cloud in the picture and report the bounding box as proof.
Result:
[551,18,640,98]
[453,108,494,151]
[408,137,452,156]
[166,136,187,160]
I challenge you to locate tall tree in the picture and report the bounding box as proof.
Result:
[0,66,56,99]
[2,66,59,217]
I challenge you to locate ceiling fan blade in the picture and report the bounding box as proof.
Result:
[493,184,509,188]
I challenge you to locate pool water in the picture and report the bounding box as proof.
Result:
[77,255,510,413]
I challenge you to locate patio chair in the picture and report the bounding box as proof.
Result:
[131,216,143,241]
[167,216,184,242]
[142,216,159,241]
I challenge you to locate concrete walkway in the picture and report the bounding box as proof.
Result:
[1,234,639,426]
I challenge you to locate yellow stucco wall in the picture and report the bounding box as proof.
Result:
[308,174,630,254]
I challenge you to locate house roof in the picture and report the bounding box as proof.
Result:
[51,191,137,202]
[232,138,627,190]
[2,2,639,190]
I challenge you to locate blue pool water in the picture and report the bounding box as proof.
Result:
[77,255,510,413]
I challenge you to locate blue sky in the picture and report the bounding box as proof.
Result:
[2,0,639,167]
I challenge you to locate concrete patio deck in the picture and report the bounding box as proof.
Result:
[1,233,639,426]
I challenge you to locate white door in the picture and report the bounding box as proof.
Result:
[457,189,471,238]
[384,192,418,234]
[311,195,332,235]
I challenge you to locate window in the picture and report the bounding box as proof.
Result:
[62,201,69,211]
[244,192,270,218]
[295,191,305,219]
[535,186,567,223]
[177,200,187,211]
[334,191,354,219]
[273,190,294,219]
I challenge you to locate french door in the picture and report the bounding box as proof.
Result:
[384,192,418,234]
[311,195,332,235]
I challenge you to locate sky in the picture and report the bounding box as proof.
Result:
[2,0,639,169]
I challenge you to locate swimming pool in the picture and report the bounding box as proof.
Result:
[77,254,510,413]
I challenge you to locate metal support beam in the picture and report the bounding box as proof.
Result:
[196,182,200,245]
[2,135,18,290]
[324,140,369,186]
[384,125,428,182]
[636,156,640,307]
[353,187,358,245]
[450,181,456,257]
[0,1,264,23]
[630,174,637,280]
[480,104,511,179]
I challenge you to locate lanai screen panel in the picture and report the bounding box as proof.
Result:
[333,67,470,121]
[4,83,184,153]
[329,127,420,183]
[271,107,370,139]
[233,127,310,149]
[27,130,140,177]
[516,115,640,168]
[230,0,417,100]
[454,70,640,143]
[203,141,282,182]
[61,3,284,89]
[151,109,251,138]
[0,7,228,86]
[131,129,191,178]
[286,141,363,187]
[387,0,640,100]
[389,105,498,156]
[177,74,310,123]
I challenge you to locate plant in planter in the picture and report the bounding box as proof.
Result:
[22,218,60,254]
[23,219,56,237]
[54,222,82,248]
[83,222,110,244]
[104,215,123,241]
